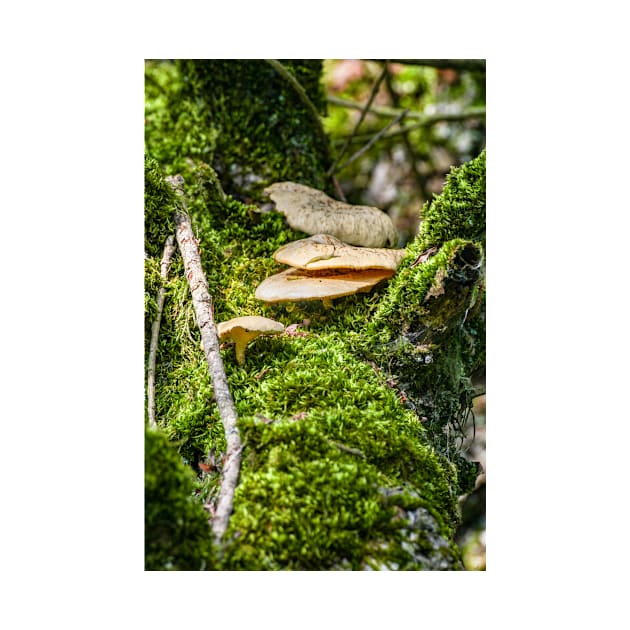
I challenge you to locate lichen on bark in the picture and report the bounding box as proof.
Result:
[144,60,485,570]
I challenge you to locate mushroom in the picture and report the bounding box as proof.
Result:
[254,267,395,309]
[273,234,406,272]
[216,316,285,365]
[265,182,399,248]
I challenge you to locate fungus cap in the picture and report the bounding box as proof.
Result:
[255,267,395,308]
[265,182,399,248]
[273,234,406,271]
[216,316,284,365]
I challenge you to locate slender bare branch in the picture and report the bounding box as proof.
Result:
[327,62,389,177]
[335,109,409,173]
[332,112,485,146]
[328,95,486,123]
[166,174,242,546]
[146,234,176,429]
[366,59,486,72]
[382,63,428,200]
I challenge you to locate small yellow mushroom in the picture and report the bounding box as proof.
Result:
[216,316,285,365]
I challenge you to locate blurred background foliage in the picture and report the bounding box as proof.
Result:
[322,59,485,245]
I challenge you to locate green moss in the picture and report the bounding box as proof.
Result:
[362,154,486,489]
[160,60,334,202]
[144,152,178,258]
[219,331,462,569]
[415,149,486,250]
[370,238,483,341]
[145,427,216,570]
[145,61,218,176]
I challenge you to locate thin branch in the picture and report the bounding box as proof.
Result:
[332,110,486,146]
[366,59,486,72]
[146,234,177,430]
[166,174,242,546]
[382,63,429,201]
[332,175,347,203]
[328,95,486,123]
[335,109,409,173]
[327,62,389,177]
[328,440,366,459]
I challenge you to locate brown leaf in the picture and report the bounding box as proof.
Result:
[410,245,438,267]
[254,367,271,380]
[285,323,309,337]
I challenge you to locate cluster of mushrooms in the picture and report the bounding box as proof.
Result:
[217,182,406,365]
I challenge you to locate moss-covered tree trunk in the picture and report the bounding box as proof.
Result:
[144,60,485,570]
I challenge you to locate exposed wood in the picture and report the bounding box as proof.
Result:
[166,174,243,545]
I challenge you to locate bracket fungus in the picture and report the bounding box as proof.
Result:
[265,181,399,248]
[274,234,406,272]
[255,267,395,309]
[216,316,285,365]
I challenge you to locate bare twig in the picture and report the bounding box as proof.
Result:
[146,234,177,429]
[328,95,486,123]
[328,440,366,459]
[332,112,486,146]
[327,62,389,177]
[335,108,409,173]
[382,63,429,200]
[332,175,347,203]
[366,59,486,72]
[166,174,242,546]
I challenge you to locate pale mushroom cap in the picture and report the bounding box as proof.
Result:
[217,316,285,337]
[273,234,406,271]
[265,182,399,248]
[216,316,284,365]
[254,267,395,304]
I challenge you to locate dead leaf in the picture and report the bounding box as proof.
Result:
[410,245,438,267]
[284,323,309,337]
[254,367,271,380]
